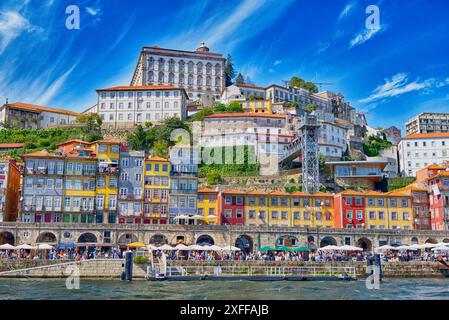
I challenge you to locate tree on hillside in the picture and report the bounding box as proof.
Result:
[226,101,243,113]
[305,103,316,113]
[153,117,191,146]
[126,125,148,150]
[290,76,318,93]
[188,108,214,122]
[213,103,226,112]
[224,54,236,86]
[76,113,102,132]
[235,73,244,85]
[153,140,169,158]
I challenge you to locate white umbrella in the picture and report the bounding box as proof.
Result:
[172,215,188,220]
[205,215,217,219]
[375,245,395,252]
[175,243,190,250]
[317,245,340,252]
[147,244,159,251]
[191,215,205,220]
[16,244,34,250]
[0,243,16,250]
[221,245,241,252]
[338,245,363,251]
[431,246,449,252]
[409,244,422,249]
[435,242,449,247]
[188,244,204,250]
[35,243,54,250]
[420,243,438,249]
[395,245,418,251]
[209,245,223,251]
[159,244,176,251]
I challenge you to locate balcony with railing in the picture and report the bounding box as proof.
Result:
[97,163,120,175]
[119,194,143,201]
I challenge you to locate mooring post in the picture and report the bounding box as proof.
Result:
[122,250,133,281]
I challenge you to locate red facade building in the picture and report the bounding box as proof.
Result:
[219,190,246,225]
[334,190,366,229]
[427,171,449,231]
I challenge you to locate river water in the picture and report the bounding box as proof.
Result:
[0,278,449,300]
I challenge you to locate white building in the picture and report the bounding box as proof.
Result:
[95,85,188,130]
[406,112,449,135]
[130,43,225,107]
[0,102,79,129]
[398,133,449,177]
[317,120,348,160]
[367,146,399,178]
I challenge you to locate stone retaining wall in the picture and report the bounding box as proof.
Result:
[0,260,445,279]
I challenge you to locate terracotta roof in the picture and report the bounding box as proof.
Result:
[94,139,123,144]
[423,164,446,170]
[246,189,268,195]
[0,143,24,149]
[146,156,169,162]
[96,85,182,92]
[337,190,366,196]
[205,113,287,119]
[221,189,246,195]
[20,150,63,159]
[198,188,218,194]
[267,190,289,196]
[387,190,413,197]
[364,190,386,196]
[309,192,334,197]
[402,132,449,139]
[291,191,309,196]
[4,102,79,116]
[427,170,449,180]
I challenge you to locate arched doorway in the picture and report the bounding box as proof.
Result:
[176,236,185,244]
[150,234,168,246]
[425,238,438,244]
[320,236,337,248]
[443,239,449,243]
[411,237,419,245]
[357,237,372,251]
[196,235,214,246]
[235,235,253,254]
[0,231,14,245]
[277,235,298,247]
[118,233,138,245]
[78,233,97,243]
[37,232,57,243]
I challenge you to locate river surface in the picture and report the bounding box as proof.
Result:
[0,278,449,300]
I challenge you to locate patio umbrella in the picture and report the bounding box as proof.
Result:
[338,245,363,251]
[205,215,217,219]
[0,243,16,250]
[276,246,294,252]
[127,242,146,248]
[172,215,188,220]
[191,215,205,220]
[317,245,339,251]
[396,245,418,251]
[259,246,275,252]
[221,245,241,251]
[159,244,176,251]
[431,246,449,252]
[16,244,34,250]
[188,244,204,250]
[147,244,159,251]
[375,245,395,252]
[420,243,438,249]
[209,245,223,251]
[293,247,311,252]
[435,242,449,247]
[175,243,190,250]
[36,243,54,250]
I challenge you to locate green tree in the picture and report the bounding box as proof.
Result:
[305,103,316,113]
[126,125,148,150]
[144,121,153,128]
[224,54,235,86]
[206,169,222,186]
[226,101,243,113]
[153,140,169,158]
[304,81,318,93]
[235,73,244,85]
[247,93,256,101]
[213,103,226,112]
[363,135,393,157]
[290,76,305,88]
[189,108,214,122]
[154,117,191,145]
[76,113,102,132]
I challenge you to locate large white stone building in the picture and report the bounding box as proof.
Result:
[317,120,348,160]
[130,43,225,107]
[95,85,188,130]
[398,133,449,177]
[0,102,79,129]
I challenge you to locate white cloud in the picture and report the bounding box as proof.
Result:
[0,10,42,53]
[273,59,282,66]
[86,7,100,16]
[350,24,386,48]
[359,73,448,103]
[338,2,356,20]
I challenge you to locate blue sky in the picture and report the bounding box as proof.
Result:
[0,0,448,132]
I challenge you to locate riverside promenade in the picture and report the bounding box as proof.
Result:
[0,259,445,279]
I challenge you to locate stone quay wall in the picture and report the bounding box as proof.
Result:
[0,259,445,279]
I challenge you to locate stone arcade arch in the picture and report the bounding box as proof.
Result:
[0,231,14,245]
[37,232,57,243]
[78,233,98,244]
[425,238,438,244]
[118,233,138,245]
[196,235,214,246]
[357,237,372,252]
[320,236,337,248]
[149,234,168,246]
[277,235,298,247]
[235,235,253,254]
[411,237,419,245]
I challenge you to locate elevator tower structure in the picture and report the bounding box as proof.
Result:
[300,114,320,194]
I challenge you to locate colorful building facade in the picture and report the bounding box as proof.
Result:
[144,156,170,224]
[197,188,219,225]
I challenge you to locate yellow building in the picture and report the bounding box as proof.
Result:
[94,139,121,224]
[245,190,269,226]
[364,191,389,230]
[291,192,334,229]
[386,191,414,231]
[267,191,291,227]
[144,156,170,224]
[241,100,273,114]
[197,188,219,224]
